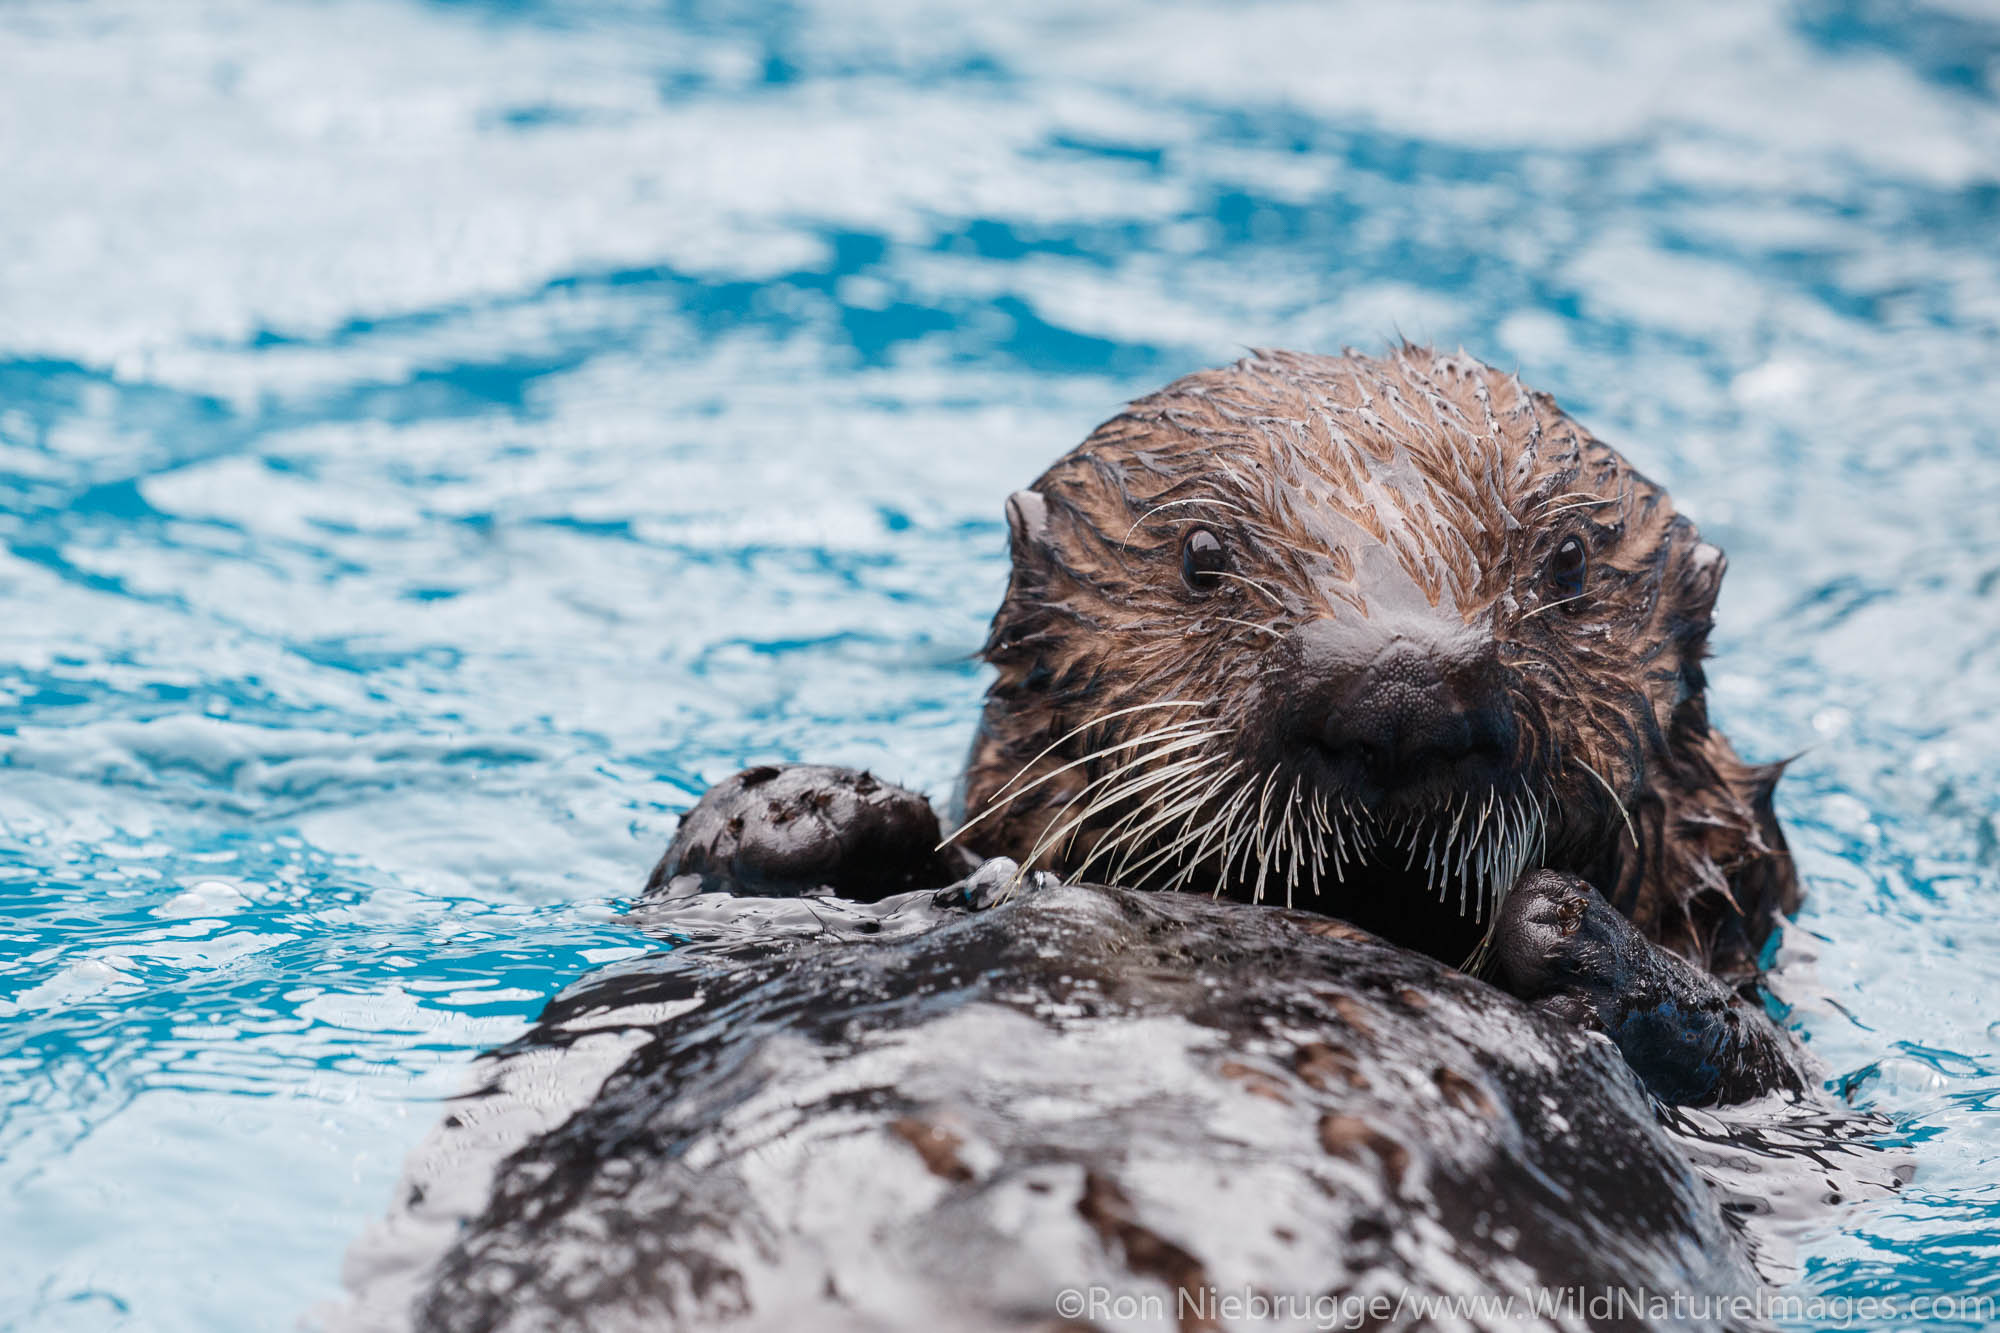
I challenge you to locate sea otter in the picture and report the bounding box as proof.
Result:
[332,349,1875,1332]
[649,347,1800,1099]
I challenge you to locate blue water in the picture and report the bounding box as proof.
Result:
[1,1,1997,1328]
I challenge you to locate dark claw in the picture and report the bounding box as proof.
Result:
[645,764,980,902]
[1493,870,1808,1106]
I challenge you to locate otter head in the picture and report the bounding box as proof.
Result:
[959,347,1794,978]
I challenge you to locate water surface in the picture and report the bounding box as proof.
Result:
[2,1,1997,1328]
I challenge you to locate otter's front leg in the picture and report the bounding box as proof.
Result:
[645,764,981,902]
[1493,870,1808,1106]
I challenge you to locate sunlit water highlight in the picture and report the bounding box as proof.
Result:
[1,2,1997,1328]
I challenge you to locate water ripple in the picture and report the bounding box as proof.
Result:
[2,0,1998,1327]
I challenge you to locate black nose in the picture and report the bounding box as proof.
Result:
[1288,613,1515,791]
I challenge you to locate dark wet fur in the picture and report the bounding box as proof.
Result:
[382,885,1787,1333]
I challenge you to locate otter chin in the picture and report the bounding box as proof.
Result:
[956,345,1795,977]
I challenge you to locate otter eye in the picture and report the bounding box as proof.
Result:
[1545,534,1589,605]
[1180,528,1228,593]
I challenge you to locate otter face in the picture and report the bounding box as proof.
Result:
[960,347,1793,973]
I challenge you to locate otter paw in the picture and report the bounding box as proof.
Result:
[1492,870,1653,1018]
[645,765,979,903]
[1494,870,1806,1106]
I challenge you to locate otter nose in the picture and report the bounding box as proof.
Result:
[1288,615,1515,791]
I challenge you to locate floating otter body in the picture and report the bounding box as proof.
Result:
[335,349,1879,1333]
[338,883,1860,1333]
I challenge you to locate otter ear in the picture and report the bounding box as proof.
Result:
[1668,538,1726,708]
[1681,539,1726,613]
[1005,489,1051,568]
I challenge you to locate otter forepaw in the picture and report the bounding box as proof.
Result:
[645,764,979,903]
[1494,870,1807,1106]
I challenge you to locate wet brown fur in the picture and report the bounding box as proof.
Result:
[958,346,1796,984]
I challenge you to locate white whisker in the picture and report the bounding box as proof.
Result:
[1577,759,1638,848]
[1073,756,1227,881]
[1116,495,1248,550]
[1124,763,1244,889]
[1519,592,1590,621]
[1048,752,1219,870]
[1210,615,1285,640]
[1211,571,1288,609]
[1009,739,1195,888]
[949,720,1220,841]
[1536,497,1618,519]
[949,700,1211,838]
